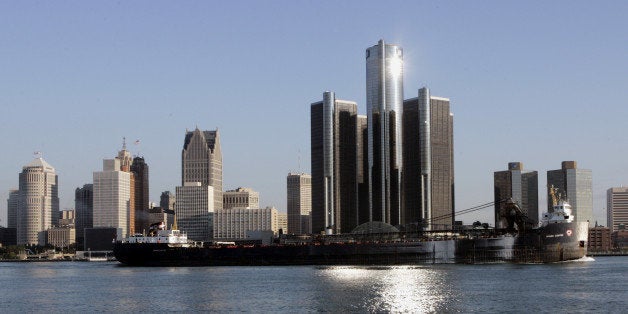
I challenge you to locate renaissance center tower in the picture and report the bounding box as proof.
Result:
[366,39,403,225]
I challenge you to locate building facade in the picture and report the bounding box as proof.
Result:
[58,209,75,227]
[311,92,359,234]
[287,173,311,235]
[607,187,628,232]
[547,161,593,226]
[182,128,223,211]
[17,158,59,245]
[74,184,93,248]
[402,88,455,230]
[175,182,214,242]
[223,187,260,210]
[588,226,611,252]
[93,158,131,239]
[160,191,175,210]
[160,191,176,228]
[277,212,288,235]
[131,156,150,234]
[47,227,76,249]
[7,189,19,229]
[493,162,539,228]
[366,39,403,226]
[213,206,280,240]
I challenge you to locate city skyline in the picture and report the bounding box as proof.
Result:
[1,2,627,227]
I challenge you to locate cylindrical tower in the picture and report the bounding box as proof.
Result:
[366,39,403,225]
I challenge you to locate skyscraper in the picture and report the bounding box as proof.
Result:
[160,191,175,211]
[131,156,149,233]
[7,189,19,229]
[93,158,131,239]
[607,187,628,231]
[182,128,223,211]
[287,173,312,235]
[17,158,59,245]
[366,39,403,226]
[402,88,455,230]
[493,162,538,228]
[160,190,175,227]
[116,141,136,235]
[357,115,369,226]
[311,92,359,234]
[74,183,93,248]
[547,161,592,226]
[175,182,214,242]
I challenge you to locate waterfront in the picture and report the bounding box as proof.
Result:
[0,257,626,312]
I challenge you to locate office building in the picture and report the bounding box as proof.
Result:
[131,156,150,234]
[607,187,628,232]
[7,189,19,229]
[74,184,93,248]
[160,191,175,228]
[287,173,311,234]
[47,227,75,249]
[223,187,260,210]
[311,92,359,234]
[59,209,75,227]
[588,226,611,252]
[366,39,403,226]
[175,182,214,242]
[116,141,136,235]
[357,115,369,225]
[213,206,280,240]
[493,162,539,228]
[0,227,17,246]
[402,88,455,230]
[182,128,223,211]
[147,206,169,226]
[93,158,131,239]
[547,161,592,226]
[17,158,59,245]
[160,191,175,211]
[277,211,288,235]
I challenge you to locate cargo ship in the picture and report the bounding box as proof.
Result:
[113,198,588,266]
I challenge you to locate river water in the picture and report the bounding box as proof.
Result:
[0,256,625,313]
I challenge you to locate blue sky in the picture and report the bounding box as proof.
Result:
[1,1,626,226]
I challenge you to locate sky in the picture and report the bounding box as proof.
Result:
[1,1,626,227]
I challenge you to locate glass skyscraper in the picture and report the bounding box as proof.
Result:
[547,161,592,227]
[366,39,403,226]
[311,91,359,234]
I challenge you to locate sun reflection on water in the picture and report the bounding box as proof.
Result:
[320,266,453,313]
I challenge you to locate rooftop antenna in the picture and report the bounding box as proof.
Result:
[134,139,141,157]
[122,137,127,151]
[33,151,42,159]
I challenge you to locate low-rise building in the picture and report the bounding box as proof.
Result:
[47,227,76,249]
[223,187,260,210]
[588,226,611,252]
[213,206,280,240]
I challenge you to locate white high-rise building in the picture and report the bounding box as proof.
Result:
[17,158,59,245]
[93,158,131,239]
[175,182,214,242]
[287,173,311,234]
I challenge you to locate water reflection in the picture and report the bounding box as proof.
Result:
[319,266,453,313]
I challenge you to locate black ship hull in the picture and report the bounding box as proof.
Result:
[114,222,588,266]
